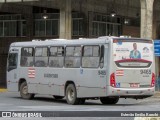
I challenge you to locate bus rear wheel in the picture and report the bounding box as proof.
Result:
[100,97,119,104]
[66,84,80,105]
[20,82,34,100]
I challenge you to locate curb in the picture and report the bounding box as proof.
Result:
[0,89,7,92]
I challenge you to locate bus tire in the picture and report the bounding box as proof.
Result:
[100,97,119,104]
[66,84,80,105]
[53,95,64,100]
[20,82,34,100]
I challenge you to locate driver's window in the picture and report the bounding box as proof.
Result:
[8,53,18,71]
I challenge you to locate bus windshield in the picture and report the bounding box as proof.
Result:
[113,39,154,68]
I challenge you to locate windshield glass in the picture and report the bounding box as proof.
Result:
[113,39,154,68]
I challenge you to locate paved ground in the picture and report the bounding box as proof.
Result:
[0,89,160,120]
[153,92,160,97]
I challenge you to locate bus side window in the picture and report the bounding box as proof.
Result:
[20,47,34,67]
[100,45,104,68]
[49,46,64,68]
[82,45,100,68]
[65,46,81,68]
[35,47,48,67]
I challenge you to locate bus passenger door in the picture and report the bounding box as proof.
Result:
[7,51,18,91]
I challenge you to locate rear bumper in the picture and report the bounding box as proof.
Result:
[107,86,155,98]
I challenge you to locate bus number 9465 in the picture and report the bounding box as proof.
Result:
[140,70,151,75]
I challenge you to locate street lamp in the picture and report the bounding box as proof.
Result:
[124,18,129,25]
[42,10,48,19]
[111,11,116,17]
[110,0,116,17]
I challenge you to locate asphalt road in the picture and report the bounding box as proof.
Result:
[0,92,160,120]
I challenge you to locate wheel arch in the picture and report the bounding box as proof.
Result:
[18,78,26,91]
[64,80,76,96]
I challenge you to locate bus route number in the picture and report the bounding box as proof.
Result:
[140,70,151,75]
[98,70,106,75]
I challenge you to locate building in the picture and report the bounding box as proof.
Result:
[0,0,159,87]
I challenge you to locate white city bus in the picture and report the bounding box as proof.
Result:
[7,36,155,105]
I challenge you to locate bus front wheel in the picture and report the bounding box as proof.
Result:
[66,84,79,105]
[100,97,119,104]
[20,82,34,100]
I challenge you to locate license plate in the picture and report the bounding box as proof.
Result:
[130,83,139,88]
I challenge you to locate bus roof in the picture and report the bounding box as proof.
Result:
[10,38,108,47]
[10,36,151,47]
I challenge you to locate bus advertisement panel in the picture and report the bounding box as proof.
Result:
[113,40,153,68]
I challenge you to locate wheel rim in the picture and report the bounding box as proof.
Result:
[22,86,28,95]
[68,88,74,101]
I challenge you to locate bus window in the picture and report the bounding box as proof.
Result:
[65,46,81,68]
[35,47,48,67]
[20,47,34,67]
[7,53,18,72]
[49,46,64,68]
[82,45,100,68]
[100,45,104,68]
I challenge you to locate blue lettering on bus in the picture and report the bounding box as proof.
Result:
[80,69,83,74]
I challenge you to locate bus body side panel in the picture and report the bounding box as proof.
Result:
[75,68,107,98]
[23,67,106,98]
[76,44,109,98]
[22,68,61,96]
[7,81,19,92]
[77,87,106,98]
[18,67,37,94]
